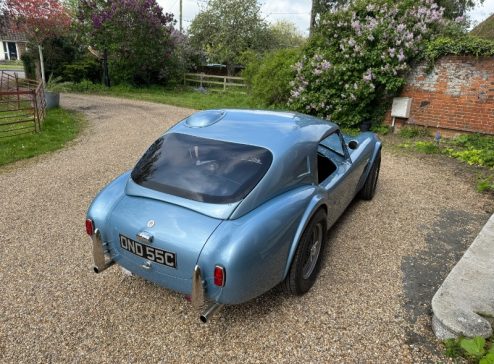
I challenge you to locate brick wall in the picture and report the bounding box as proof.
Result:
[385,55,494,135]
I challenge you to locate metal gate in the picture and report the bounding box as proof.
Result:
[0,71,46,138]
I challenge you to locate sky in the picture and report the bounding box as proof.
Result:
[156,0,494,35]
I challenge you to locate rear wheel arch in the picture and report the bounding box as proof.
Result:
[282,201,328,280]
[282,209,328,295]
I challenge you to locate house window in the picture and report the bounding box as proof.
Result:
[3,42,18,60]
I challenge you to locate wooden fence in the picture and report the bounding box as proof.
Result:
[184,73,246,91]
[0,71,46,138]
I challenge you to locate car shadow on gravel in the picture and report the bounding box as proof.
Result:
[401,209,490,355]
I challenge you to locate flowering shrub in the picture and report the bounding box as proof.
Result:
[78,0,176,85]
[288,0,446,128]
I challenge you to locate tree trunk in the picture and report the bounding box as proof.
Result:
[310,0,318,36]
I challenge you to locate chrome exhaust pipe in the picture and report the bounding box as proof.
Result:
[92,229,114,274]
[200,303,224,323]
[93,261,114,274]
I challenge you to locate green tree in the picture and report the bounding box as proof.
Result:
[268,20,306,49]
[189,0,270,74]
[77,0,176,86]
[437,0,484,19]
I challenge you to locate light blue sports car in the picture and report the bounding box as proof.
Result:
[86,109,381,322]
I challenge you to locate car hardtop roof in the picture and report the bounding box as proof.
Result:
[169,109,339,153]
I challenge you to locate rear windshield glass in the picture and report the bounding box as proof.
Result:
[131,133,273,204]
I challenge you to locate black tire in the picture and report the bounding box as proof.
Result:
[359,150,381,201]
[282,210,327,295]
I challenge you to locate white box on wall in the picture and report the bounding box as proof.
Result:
[391,97,412,118]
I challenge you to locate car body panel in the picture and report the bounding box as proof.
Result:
[197,185,318,304]
[86,109,381,306]
[107,195,222,282]
[125,178,240,220]
[87,171,130,242]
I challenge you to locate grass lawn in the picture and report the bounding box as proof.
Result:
[0,108,84,167]
[0,62,24,71]
[57,82,265,110]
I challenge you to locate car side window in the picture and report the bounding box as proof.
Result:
[319,131,346,157]
[316,131,347,184]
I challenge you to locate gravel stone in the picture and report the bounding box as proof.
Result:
[0,94,492,363]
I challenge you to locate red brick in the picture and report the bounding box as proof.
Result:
[386,55,494,135]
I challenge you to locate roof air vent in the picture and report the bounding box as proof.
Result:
[185,110,225,128]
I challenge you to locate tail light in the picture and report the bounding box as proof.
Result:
[85,219,94,236]
[214,265,225,287]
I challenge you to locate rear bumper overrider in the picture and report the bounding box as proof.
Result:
[92,228,114,273]
[192,264,224,323]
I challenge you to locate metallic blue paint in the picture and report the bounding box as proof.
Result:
[86,109,381,305]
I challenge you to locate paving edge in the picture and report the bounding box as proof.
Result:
[431,213,494,340]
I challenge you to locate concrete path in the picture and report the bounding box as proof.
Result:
[432,214,494,339]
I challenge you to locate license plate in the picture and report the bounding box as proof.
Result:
[119,234,176,268]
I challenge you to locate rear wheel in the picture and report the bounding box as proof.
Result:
[360,150,381,201]
[282,210,327,295]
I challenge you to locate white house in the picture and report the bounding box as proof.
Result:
[0,31,27,61]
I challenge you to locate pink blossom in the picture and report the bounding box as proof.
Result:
[321,60,331,70]
[351,19,361,33]
[363,69,373,82]
[397,49,405,62]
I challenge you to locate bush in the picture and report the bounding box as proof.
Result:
[41,36,79,78]
[21,52,36,80]
[287,0,446,128]
[425,36,494,65]
[21,35,96,83]
[240,50,263,89]
[248,48,302,106]
[63,57,101,84]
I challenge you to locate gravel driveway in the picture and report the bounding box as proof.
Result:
[1,94,492,363]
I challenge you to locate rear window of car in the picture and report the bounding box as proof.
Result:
[131,133,273,204]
